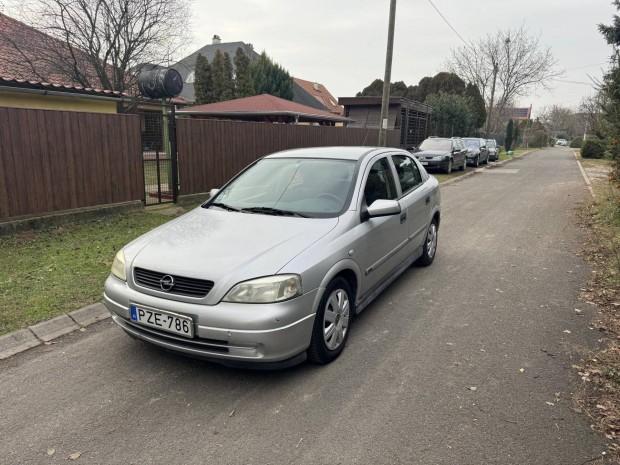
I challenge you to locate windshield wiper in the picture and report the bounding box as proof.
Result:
[241,207,308,218]
[208,202,240,212]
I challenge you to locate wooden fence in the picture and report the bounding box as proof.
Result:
[0,107,143,220]
[177,118,401,195]
[0,108,402,222]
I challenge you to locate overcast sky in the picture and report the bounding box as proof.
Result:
[189,0,617,117]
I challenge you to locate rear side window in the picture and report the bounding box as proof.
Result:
[392,154,422,194]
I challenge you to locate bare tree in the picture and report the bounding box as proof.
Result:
[1,0,191,93]
[446,26,562,134]
[538,105,582,138]
[580,93,607,138]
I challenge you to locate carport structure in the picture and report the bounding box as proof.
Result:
[177,93,352,126]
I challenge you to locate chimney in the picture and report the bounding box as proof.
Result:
[212,34,221,44]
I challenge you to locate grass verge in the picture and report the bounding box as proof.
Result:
[0,207,192,336]
[574,155,620,460]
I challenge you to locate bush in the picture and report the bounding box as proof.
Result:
[570,137,583,148]
[582,138,606,159]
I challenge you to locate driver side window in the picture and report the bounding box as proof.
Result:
[363,158,397,207]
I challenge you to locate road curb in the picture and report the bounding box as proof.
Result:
[440,149,535,187]
[0,302,110,360]
[573,149,595,198]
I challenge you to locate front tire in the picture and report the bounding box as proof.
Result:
[308,277,353,364]
[460,158,466,171]
[474,156,480,167]
[444,159,453,174]
[416,219,438,267]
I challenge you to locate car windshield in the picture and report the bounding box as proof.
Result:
[207,158,356,218]
[463,139,480,148]
[418,139,452,151]
[487,140,496,148]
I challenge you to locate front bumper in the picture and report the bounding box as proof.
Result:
[416,158,449,169]
[103,275,319,366]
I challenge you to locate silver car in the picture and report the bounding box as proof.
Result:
[103,147,441,368]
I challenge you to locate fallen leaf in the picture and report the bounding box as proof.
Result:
[47,449,55,456]
[229,409,235,417]
[468,386,477,391]
[563,330,572,334]
[546,401,555,406]
[68,452,81,460]
[519,368,525,373]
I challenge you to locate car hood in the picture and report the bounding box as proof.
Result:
[415,150,450,157]
[126,207,338,292]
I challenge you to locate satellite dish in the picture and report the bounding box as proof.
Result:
[138,68,183,99]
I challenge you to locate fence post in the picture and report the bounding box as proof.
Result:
[169,106,179,202]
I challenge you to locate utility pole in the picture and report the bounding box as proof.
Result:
[378,0,397,147]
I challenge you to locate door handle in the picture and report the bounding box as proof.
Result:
[425,196,430,205]
[400,212,407,224]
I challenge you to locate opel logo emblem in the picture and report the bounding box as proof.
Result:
[159,275,175,291]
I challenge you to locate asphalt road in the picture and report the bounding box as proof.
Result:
[0,147,609,465]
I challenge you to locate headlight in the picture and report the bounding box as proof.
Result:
[111,249,127,281]
[223,275,302,303]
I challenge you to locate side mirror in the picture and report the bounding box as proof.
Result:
[209,188,220,199]
[366,199,401,219]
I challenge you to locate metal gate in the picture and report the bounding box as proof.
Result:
[139,106,178,205]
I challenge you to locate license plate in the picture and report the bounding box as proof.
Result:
[130,305,194,338]
[420,161,428,166]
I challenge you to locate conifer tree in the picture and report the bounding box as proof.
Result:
[233,47,254,98]
[194,53,214,104]
[251,52,293,100]
[212,49,235,101]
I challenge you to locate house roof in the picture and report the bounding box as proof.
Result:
[293,77,344,115]
[171,40,260,102]
[0,12,111,92]
[178,93,352,124]
[0,75,125,98]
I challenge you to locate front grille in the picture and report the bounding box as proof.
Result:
[134,267,214,298]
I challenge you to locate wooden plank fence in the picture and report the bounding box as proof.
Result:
[177,118,401,195]
[0,107,143,220]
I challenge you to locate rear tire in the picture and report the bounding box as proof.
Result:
[416,219,438,267]
[308,277,353,364]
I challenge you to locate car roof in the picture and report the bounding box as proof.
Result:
[263,146,402,162]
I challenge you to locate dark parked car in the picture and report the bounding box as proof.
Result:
[462,138,489,167]
[411,137,467,174]
[486,139,500,161]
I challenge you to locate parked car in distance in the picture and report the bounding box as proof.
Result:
[411,137,467,174]
[104,147,441,368]
[462,137,490,167]
[555,138,568,146]
[486,139,500,161]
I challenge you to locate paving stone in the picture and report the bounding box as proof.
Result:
[69,302,110,327]
[29,315,80,342]
[0,329,41,359]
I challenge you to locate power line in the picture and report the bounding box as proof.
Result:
[427,0,472,50]
[565,62,608,71]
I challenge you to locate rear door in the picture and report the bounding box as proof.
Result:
[391,153,433,251]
